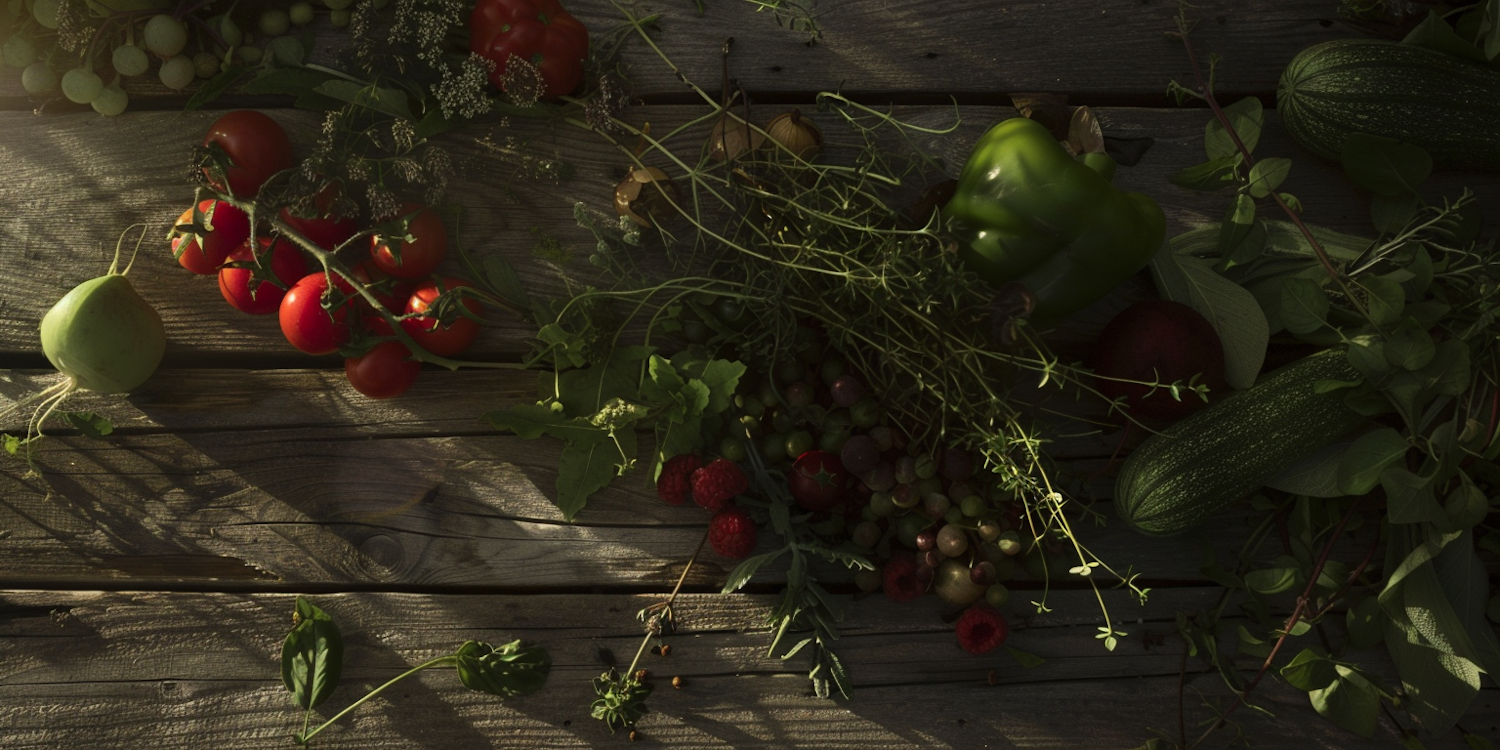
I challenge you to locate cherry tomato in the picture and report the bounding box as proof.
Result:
[218,237,308,315]
[370,203,447,280]
[202,110,294,198]
[278,179,358,250]
[401,276,482,356]
[279,272,354,355]
[345,341,420,399]
[171,199,249,275]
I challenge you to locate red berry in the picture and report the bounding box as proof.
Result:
[955,603,1009,655]
[882,552,926,603]
[655,454,702,506]
[788,450,848,512]
[708,504,758,559]
[690,458,749,511]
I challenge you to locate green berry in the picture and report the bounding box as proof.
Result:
[193,51,220,79]
[32,0,62,30]
[21,62,57,95]
[960,494,986,518]
[90,84,128,116]
[112,44,149,77]
[868,491,896,517]
[236,45,263,63]
[784,430,813,459]
[985,583,1010,608]
[324,0,353,8]
[759,433,787,462]
[259,9,290,36]
[3,35,38,68]
[288,2,316,25]
[60,67,104,104]
[157,55,194,90]
[143,14,188,58]
[718,437,747,463]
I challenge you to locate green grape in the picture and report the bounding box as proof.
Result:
[111,44,149,77]
[288,2,314,25]
[258,9,289,36]
[3,35,38,68]
[60,67,104,104]
[236,44,262,63]
[207,14,242,49]
[143,15,187,58]
[323,0,352,9]
[90,85,128,116]
[329,9,350,26]
[21,62,57,95]
[157,54,194,90]
[192,51,219,78]
[32,0,62,30]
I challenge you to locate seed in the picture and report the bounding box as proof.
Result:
[659,644,672,657]
[987,670,999,686]
[672,675,684,689]
[635,669,649,683]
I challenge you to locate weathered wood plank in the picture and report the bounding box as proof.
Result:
[1,591,1494,749]
[3,105,1496,363]
[0,0,1365,106]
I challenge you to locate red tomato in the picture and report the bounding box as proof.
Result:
[369,203,447,280]
[279,272,354,355]
[218,237,308,315]
[788,450,849,512]
[345,341,420,399]
[278,179,358,250]
[171,199,249,275]
[401,277,482,356]
[202,110,294,198]
[470,0,589,98]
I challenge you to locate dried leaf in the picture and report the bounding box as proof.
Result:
[1011,93,1071,141]
[1067,106,1105,155]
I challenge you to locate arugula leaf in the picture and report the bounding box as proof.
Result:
[63,412,113,439]
[556,430,625,521]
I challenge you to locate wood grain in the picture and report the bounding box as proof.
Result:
[2,590,1494,749]
[0,0,1367,107]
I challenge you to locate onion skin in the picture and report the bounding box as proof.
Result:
[39,275,166,394]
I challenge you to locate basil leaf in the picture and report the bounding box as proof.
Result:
[1336,428,1409,496]
[454,640,551,697]
[1246,157,1291,199]
[1402,10,1489,62]
[281,597,343,709]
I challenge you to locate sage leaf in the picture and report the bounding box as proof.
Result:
[1244,566,1297,595]
[454,640,551,697]
[1382,467,1444,524]
[1337,427,1409,496]
[1371,192,1420,235]
[1279,277,1329,335]
[1419,340,1471,396]
[1281,648,1337,692]
[1149,248,1268,390]
[1266,441,1350,498]
[1385,318,1437,371]
[1204,97,1263,159]
[1346,596,1386,650]
[1169,156,1240,191]
[1340,133,1432,197]
[1402,10,1490,62]
[1444,480,1489,529]
[281,597,343,709]
[1247,157,1291,198]
[184,65,249,111]
[1310,667,1380,737]
[1431,532,1500,677]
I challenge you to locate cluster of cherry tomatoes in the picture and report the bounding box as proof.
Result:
[171,110,484,399]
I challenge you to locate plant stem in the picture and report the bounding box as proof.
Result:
[623,527,711,681]
[1189,499,1362,748]
[297,655,457,745]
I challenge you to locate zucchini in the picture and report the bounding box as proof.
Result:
[1115,349,1366,536]
[1277,39,1500,171]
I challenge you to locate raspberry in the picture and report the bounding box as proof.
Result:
[955,603,1009,655]
[708,504,758,559]
[882,552,926,603]
[690,458,748,511]
[655,453,702,505]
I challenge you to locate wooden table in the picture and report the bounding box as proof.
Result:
[2,1,1496,747]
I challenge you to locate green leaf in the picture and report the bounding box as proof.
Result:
[1280,192,1304,213]
[1346,596,1386,650]
[1266,441,1351,498]
[1385,318,1437,371]
[1309,667,1380,737]
[281,597,343,709]
[1281,648,1338,691]
[1246,157,1291,199]
[1279,277,1329,335]
[266,35,306,66]
[1383,467,1444,524]
[1204,97,1264,159]
[1149,248,1269,390]
[680,378,711,417]
[1340,133,1433,197]
[1360,277,1406,328]
[183,65,248,112]
[1245,566,1298,595]
[482,255,533,317]
[313,80,415,120]
[1005,646,1046,668]
[557,350,651,417]
[1383,605,1482,734]
[239,66,335,97]
[696,359,747,415]
[1169,156,1240,191]
[555,433,622,521]
[1431,531,1500,678]
[1484,0,1500,60]
[1336,427,1409,496]
[1217,194,1258,259]
[1371,192,1420,235]
[454,639,551,697]
[1444,480,1489,529]
[1402,10,1490,62]
[63,412,113,439]
[1418,340,1471,397]
[721,550,783,593]
[1345,340,1391,383]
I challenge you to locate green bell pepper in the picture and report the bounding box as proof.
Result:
[942,117,1166,320]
